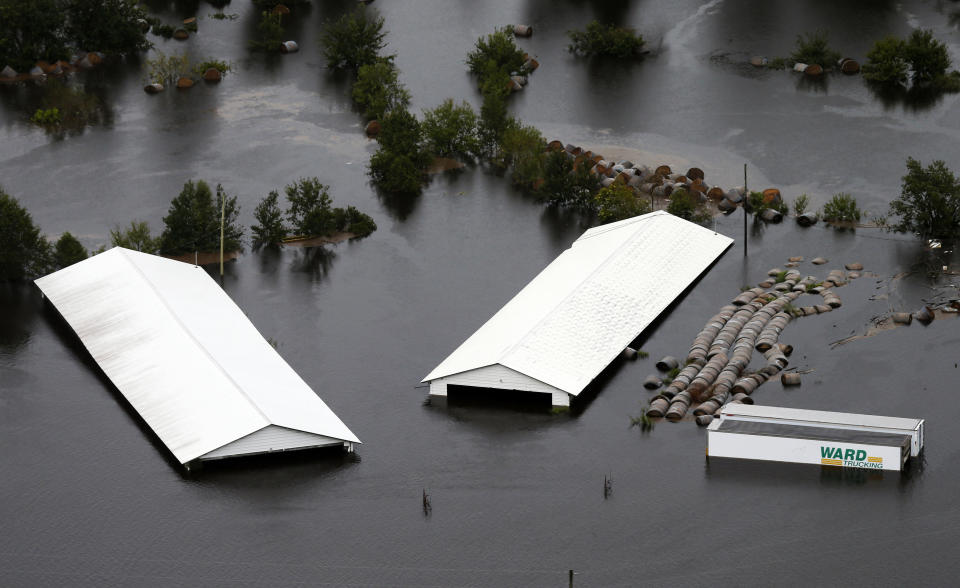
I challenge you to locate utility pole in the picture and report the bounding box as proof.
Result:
[220,192,226,276]
[743,163,748,257]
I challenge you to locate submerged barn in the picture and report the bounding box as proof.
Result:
[35,247,360,467]
[423,212,733,406]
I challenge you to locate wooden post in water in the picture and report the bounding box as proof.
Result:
[743,163,748,258]
[569,569,574,587]
[220,191,226,276]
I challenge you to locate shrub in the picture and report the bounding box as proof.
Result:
[905,29,951,84]
[888,157,960,241]
[500,124,546,188]
[30,108,61,127]
[250,11,284,52]
[821,192,862,223]
[369,150,426,195]
[110,220,159,253]
[319,7,386,70]
[793,194,810,215]
[466,27,526,85]
[421,99,480,161]
[152,23,175,39]
[64,0,151,54]
[478,86,517,160]
[789,30,840,67]
[54,232,87,268]
[567,21,646,58]
[251,190,287,250]
[333,206,377,237]
[0,0,68,71]
[285,178,336,238]
[159,181,242,255]
[0,188,54,280]
[192,59,234,77]
[145,51,190,85]
[352,59,410,120]
[667,188,712,225]
[863,36,908,85]
[595,183,651,224]
[540,150,600,210]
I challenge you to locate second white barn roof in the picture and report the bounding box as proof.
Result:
[423,212,734,396]
[35,247,360,464]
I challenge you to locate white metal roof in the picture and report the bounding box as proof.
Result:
[719,404,923,431]
[35,247,360,464]
[423,211,733,395]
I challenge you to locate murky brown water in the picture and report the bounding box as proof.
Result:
[3,1,960,585]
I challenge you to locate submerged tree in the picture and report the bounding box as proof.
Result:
[54,232,88,268]
[421,99,480,161]
[319,7,387,71]
[888,157,960,241]
[567,21,645,59]
[595,183,651,224]
[64,0,151,54]
[0,188,55,280]
[159,181,241,255]
[110,220,160,253]
[369,108,431,195]
[251,190,287,250]
[352,58,410,120]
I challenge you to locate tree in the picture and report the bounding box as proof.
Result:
[251,190,287,249]
[0,0,67,71]
[905,29,951,84]
[110,220,160,253]
[159,181,241,255]
[0,188,54,280]
[540,150,600,210]
[821,192,862,223]
[319,7,387,71]
[567,21,646,59]
[499,124,545,188]
[863,36,909,86]
[788,30,840,67]
[64,0,151,54]
[666,188,711,225]
[352,59,410,120]
[250,11,284,52]
[466,28,526,84]
[478,84,517,160]
[421,99,480,161]
[53,232,88,268]
[285,178,336,237]
[594,183,651,224]
[368,108,431,194]
[888,157,960,241]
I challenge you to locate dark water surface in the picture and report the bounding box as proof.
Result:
[3,1,960,586]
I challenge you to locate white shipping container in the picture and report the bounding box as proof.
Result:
[706,405,923,472]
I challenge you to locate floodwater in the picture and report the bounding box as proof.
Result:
[3,1,960,585]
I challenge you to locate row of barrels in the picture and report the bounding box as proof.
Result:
[1,51,106,82]
[644,267,850,424]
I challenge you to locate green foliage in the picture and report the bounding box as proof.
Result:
[192,59,234,77]
[540,150,600,210]
[774,270,788,283]
[888,157,960,241]
[421,99,480,161]
[768,57,789,70]
[747,190,787,217]
[284,178,335,237]
[567,20,646,58]
[64,0,151,54]
[594,183,652,224]
[821,192,862,223]
[319,7,386,70]
[30,108,61,126]
[933,71,960,92]
[110,220,159,253]
[789,30,840,67]
[251,190,287,250]
[250,11,284,52]
[466,27,526,85]
[793,194,810,216]
[478,86,518,160]
[500,124,546,188]
[368,108,431,194]
[159,181,242,255]
[637,350,649,359]
[280,179,377,239]
[145,51,190,85]
[152,23,175,39]
[352,59,410,120]
[666,188,712,225]
[0,187,54,280]
[905,29,951,84]
[0,0,67,71]
[54,232,87,268]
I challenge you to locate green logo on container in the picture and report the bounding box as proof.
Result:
[819,446,884,469]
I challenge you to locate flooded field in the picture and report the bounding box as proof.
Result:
[3,1,960,585]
